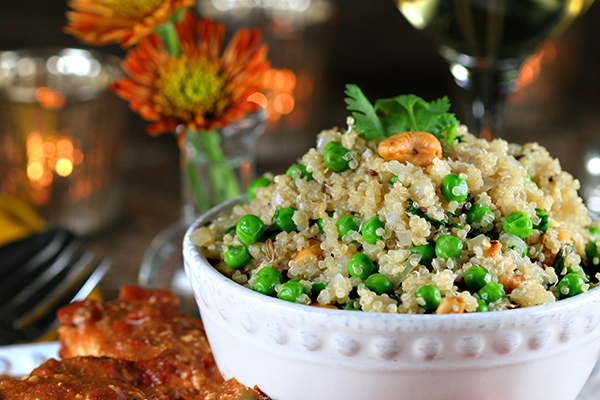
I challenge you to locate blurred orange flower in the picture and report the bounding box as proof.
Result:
[110,13,270,137]
[65,0,194,48]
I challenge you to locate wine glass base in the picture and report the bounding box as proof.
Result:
[139,220,199,317]
[438,46,525,138]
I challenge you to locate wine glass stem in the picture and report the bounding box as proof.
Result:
[464,66,512,140]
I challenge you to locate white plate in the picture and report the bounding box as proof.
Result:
[0,341,59,377]
[0,340,598,399]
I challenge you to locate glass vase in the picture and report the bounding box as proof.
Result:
[180,110,266,225]
[139,110,266,315]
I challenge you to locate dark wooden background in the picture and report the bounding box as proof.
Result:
[1,0,599,299]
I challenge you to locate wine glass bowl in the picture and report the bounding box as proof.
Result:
[394,0,595,138]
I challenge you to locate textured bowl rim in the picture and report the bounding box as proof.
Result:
[183,196,600,323]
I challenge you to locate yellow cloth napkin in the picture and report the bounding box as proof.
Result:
[0,195,46,247]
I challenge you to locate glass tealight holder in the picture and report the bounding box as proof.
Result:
[0,47,126,236]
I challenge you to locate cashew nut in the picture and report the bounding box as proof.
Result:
[378,131,442,167]
[500,272,526,294]
[486,240,502,258]
[435,296,466,314]
[292,239,323,263]
[558,229,570,243]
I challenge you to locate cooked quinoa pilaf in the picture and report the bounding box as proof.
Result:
[191,92,600,314]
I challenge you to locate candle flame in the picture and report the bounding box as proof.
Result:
[26,134,83,183]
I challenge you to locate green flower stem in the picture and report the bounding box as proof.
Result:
[185,128,241,216]
[156,20,180,57]
[199,130,242,201]
[184,143,211,214]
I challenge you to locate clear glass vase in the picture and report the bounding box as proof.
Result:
[139,110,266,315]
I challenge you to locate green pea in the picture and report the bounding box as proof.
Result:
[324,145,350,172]
[324,141,344,151]
[247,176,271,199]
[389,176,400,185]
[315,211,334,231]
[364,273,393,294]
[557,273,586,298]
[567,264,586,277]
[224,225,237,235]
[410,242,435,266]
[466,204,494,229]
[236,214,267,245]
[253,275,279,296]
[260,225,280,242]
[415,285,442,312]
[586,242,600,267]
[475,298,489,312]
[347,253,376,279]
[286,164,313,181]
[277,281,307,303]
[316,218,324,231]
[435,235,463,259]
[441,174,469,202]
[257,266,283,283]
[273,207,297,232]
[311,281,327,298]
[337,215,361,239]
[533,208,551,232]
[361,216,385,244]
[224,245,251,269]
[478,282,506,304]
[502,211,533,239]
[464,265,490,292]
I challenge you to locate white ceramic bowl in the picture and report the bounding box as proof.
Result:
[183,198,600,400]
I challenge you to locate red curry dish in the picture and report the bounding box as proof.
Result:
[56,286,227,399]
[0,354,266,400]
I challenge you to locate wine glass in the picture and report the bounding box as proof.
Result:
[394,0,595,138]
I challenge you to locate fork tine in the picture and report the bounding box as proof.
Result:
[0,228,67,281]
[0,231,78,304]
[11,249,97,330]
[14,259,111,341]
[70,257,111,302]
[0,238,83,315]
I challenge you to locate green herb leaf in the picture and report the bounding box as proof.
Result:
[405,199,463,230]
[344,84,385,140]
[552,243,574,274]
[376,95,424,135]
[344,84,459,144]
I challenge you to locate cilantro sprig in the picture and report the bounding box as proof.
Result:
[344,84,458,145]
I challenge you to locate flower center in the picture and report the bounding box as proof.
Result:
[154,56,224,118]
[107,0,164,19]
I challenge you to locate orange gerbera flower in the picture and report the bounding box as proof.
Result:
[110,13,270,137]
[65,0,194,48]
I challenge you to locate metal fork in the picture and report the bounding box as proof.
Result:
[0,229,111,345]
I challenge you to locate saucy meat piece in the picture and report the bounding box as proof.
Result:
[0,356,268,400]
[0,357,154,400]
[198,378,272,400]
[57,286,223,398]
